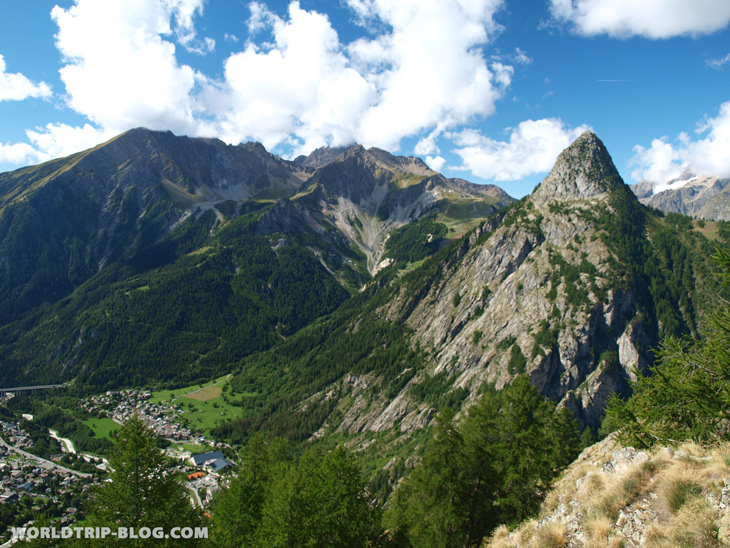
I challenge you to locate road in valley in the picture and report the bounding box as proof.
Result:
[0,436,90,478]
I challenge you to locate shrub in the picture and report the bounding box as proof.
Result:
[508,344,527,375]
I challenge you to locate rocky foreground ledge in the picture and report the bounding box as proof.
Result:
[487,434,730,547]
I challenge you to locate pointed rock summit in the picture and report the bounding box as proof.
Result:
[532,131,624,206]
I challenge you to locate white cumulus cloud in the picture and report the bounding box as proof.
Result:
[26,123,115,163]
[0,124,114,167]
[1,0,211,168]
[164,0,215,53]
[631,101,730,182]
[0,142,39,165]
[214,2,376,154]
[450,118,591,181]
[0,54,52,102]
[214,0,511,155]
[426,155,446,172]
[347,0,509,151]
[550,0,730,39]
[3,0,517,169]
[51,0,203,136]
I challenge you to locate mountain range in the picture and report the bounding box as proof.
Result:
[0,129,724,464]
[631,171,730,220]
[0,128,511,388]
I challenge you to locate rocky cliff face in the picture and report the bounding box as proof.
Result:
[328,132,675,436]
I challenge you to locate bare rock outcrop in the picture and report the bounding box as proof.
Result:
[488,436,730,548]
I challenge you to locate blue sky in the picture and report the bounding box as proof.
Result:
[0,0,729,197]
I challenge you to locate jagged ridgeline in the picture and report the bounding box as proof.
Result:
[216,132,726,452]
[0,128,509,388]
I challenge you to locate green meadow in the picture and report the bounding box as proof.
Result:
[83,417,119,440]
[150,375,239,433]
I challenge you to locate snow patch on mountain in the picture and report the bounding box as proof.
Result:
[652,174,698,195]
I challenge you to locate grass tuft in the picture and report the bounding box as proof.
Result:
[486,525,514,548]
[532,521,567,548]
[584,513,612,543]
[585,459,657,521]
[647,498,720,548]
[658,466,704,514]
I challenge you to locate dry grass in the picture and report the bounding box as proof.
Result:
[583,459,658,521]
[677,441,706,458]
[646,498,720,548]
[584,537,627,548]
[185,384,222,401]
[513,520,536,546]
[584,514,612,543]
[702,458,730,483]
[542,490,561,515]
[484,439,730,548]
[657,465,704,515]
[607,537,627,548]
[486,525,514,548]
[531,521,567,548]
[579,471,607,498]
[711,443,730,468]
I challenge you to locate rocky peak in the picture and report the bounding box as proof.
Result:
[341,144,369,161]
[365,147,435,177]
[116,126,176,143]
[238,141,269,155]
[296,143,435,178]
[295,145,350,168]
[532,131,623,207]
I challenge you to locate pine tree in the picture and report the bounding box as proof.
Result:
[459,392,501,547]
[83,415,205,547]
[491,375,560,525]
[385,408,469,548]
[579,425,596,449]
[288,446,379,548]
[550,406,583,469]
[212,438,379,548]
[604,248,730,446]
[210,435,289,548]
[386,376,581,547]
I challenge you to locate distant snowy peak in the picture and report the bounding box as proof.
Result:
[652,174,700,196]
[631,173,730,220]
[636,170,707,196]
[646,173,720,198]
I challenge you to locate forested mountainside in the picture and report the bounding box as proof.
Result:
[211,132,726,464]
[0,128,509,389]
